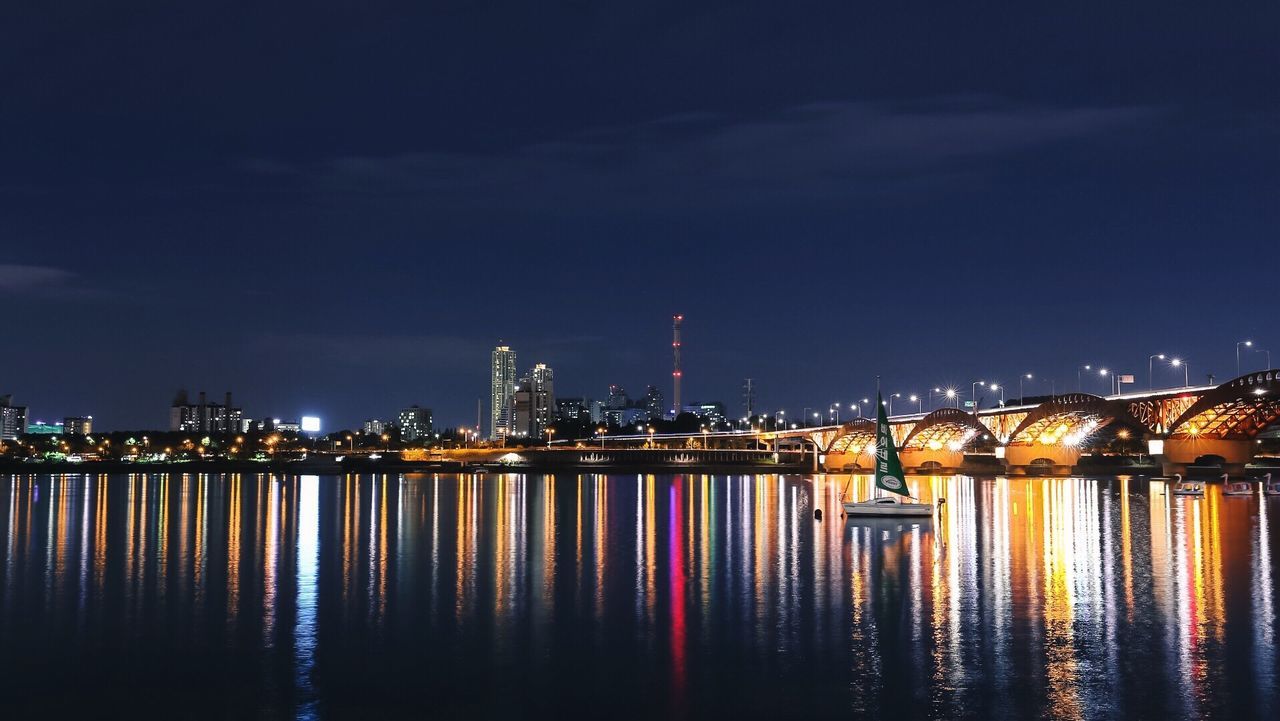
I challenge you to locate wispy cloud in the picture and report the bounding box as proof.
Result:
[0,264,78,295]
[243,98,1158,210]
[252,333,491,371]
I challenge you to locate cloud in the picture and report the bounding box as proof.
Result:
[243,98,1158,210]
[251,333,491,371]
[0,264,77,294]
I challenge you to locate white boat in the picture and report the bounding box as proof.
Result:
[1222,474,1253,497]
[1261,473,1279,497]
[841,390,934,518]
[843,494,934,517]
[1171,474,1205,497]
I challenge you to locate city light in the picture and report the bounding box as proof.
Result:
[300,416,321,433]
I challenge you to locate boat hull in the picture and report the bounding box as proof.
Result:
[843,502,934,517]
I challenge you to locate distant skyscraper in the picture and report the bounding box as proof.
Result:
[362,418,387,435]
[169,390,242,433]
[398,406,433,442]
[490,344,517,440]
[513,363,555,438]
[63,416,93,435]
[0,395,28,440]
[642,385,665,419]
[604,384,630,427]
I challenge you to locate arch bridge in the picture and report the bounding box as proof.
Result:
[770,371,1280,475]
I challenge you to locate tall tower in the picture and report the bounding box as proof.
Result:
[671,314,683,417]
[490,344,517,440]
[742,378,755,418]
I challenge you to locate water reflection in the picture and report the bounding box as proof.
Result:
[0,472,1276,720]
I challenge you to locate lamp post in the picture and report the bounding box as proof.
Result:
[1077,365,1095,392]
[990,383,1004,406]
[774,410,784,431]
[1170,358,1189,387]
[970,381,985,413]
[829,404,840,424]
[597,427,606,449]
[909,394,921,413]
[945,388,958,408]
[887,393,901,416]
[1258,348,1272,371]
[1237,340,1253,376]
[1148,354,1166,390]
[1019,373,1033,404]
[546,427,555,448]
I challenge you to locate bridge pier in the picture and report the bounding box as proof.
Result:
[898,448,965,474]
[1003,445,1081,476]
[1156,438,1256,477]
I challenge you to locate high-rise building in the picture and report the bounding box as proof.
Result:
[682,401,728,428]
[642,385,666,419]
[169,390,242,433]
[398,406,433,442]
[604,384,630,427]
[63,416,93,435]
[362,419,387,435]
[555,398,589,422]
[0,395,28,440]
[513,363,555,438]
[490,344,517,440]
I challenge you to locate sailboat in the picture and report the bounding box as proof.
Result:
[842,391,934,517]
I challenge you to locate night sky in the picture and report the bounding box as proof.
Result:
[2,1,1277,431]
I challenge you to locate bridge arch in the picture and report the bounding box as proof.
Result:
[1005,393,1135,447]
[825,418,877,454]
[1167,370,1280,439]
[901,408,992,452]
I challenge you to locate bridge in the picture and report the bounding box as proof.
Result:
[732,370,1280,475]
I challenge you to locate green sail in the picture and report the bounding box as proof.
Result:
[874,391,909,496]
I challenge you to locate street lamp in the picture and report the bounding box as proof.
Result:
[908,394,921,413]
[945,388,958,408]
[990,383,1004,406]
[596,427,606,449]
[1019,373,1033,404]
[1259,348,1272,371]
[829,404,840,424]
[1170,358,1189,387]
[970,381,985,413]
[887,392,902,416]
[1077,365,1102,392]
[546,427,555,447]
[812,412,820,426]
[1148,354,1166,390]
[774,410,785,431]
[1237,340,1253,376]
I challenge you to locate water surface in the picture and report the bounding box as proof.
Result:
[1,472,1276,719]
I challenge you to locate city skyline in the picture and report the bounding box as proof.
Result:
[2,330,1275,433]
[3,2,1276,431]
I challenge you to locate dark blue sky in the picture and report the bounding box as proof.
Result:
[2,1,1277,430]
